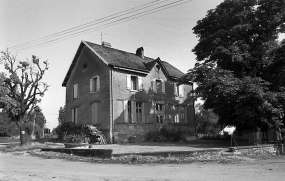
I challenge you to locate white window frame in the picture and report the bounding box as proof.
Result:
[152,79,165,94]
[90,76,100,94]
[127,75,142,91]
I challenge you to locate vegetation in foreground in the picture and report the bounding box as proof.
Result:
[1,139,283,165]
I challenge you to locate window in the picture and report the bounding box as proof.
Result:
[136,102,143,123]
[152,79,165,94]
[90,76,100,93]
[173,105,187,123]
[127,101,132,123]
[131,76,137,90]
[91,103,98,124]
[127,75,142,91]
[174,83,184,97]
[174,106,179,123]
[156,115,163,124]
[71,108,78,124]
[82,63,88,72]
[73,84,78,99]
[124,100,144,123]
[156,103,163,112]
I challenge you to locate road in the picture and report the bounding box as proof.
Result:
[1,151,285,181]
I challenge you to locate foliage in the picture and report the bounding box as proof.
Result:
[65,134,89,143]
[0,51,49,145]
[0,112,10,136]
[195,103,219,134]
[146,127,184,142]
[182,0,285,131]
[55,122,76,139]
[58,105,66,125]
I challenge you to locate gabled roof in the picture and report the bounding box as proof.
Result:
[62,40,185,87]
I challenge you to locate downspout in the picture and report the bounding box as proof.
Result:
[110,67,114,143]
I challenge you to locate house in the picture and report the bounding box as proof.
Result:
[62,40,195,143]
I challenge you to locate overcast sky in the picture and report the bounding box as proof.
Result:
[0,0,225,129]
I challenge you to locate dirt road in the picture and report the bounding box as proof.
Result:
[1,151,285,181]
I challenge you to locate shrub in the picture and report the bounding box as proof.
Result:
[65,134,89,143]
[146,127,184,142]
[55,122,76,140]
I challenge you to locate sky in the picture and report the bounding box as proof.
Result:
[0,0,226,130]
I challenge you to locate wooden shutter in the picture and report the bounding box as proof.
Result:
[152,79,157,93]
[174,83,178,96]
[184,106,188,123]
[126,75,131,90]
[96,76,100,92]
[131,101,137,123]
[179,85,184,97]
[73,84,78,98]
[72,108,74,123]
[123,100,129,123]
[74,108,78,124]
[142,102,145,123]
[162,81,165,94]
[138,77,143,90]
[92,103,98,124]
[90,79,93,93]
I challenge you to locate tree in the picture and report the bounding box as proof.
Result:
[58,105,66,125]
[182,0,285,132]
[0,51,49,144]
[195,103,219,135]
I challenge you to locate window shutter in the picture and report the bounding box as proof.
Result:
[138,77,143,90]
[162,81,165,94]
[73,84,78,98]
[72,109,74,123]
[92,103,98,124]
[126,75,131,90]
[96,76,100,92]
[142,102,146,123]
[184,106,188,123]
[179,85,184,97]
[90,79,93,93]
[131,101,137,123]
[178,106,181,123]
[123,100,129,123]
[152,79,157,93]
[74,108,78,124]
[174,83,178,96]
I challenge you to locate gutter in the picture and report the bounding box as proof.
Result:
[110,67,114,143]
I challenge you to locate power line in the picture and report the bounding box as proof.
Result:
[6,0,165,51]
[4,0,193,53]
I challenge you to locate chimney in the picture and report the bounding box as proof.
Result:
[136,47,144,59]
[102,41,111,48]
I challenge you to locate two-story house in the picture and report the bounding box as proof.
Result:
[62,40,195,143]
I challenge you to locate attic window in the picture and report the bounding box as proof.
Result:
[155,65,160,71]
[82,63,88,72]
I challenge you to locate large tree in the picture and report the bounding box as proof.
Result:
[0,51,49,144]
[183,0,285,132]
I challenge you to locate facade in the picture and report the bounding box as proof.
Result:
[62,41,195,143]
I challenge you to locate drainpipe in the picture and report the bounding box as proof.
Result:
[110,68,114,143]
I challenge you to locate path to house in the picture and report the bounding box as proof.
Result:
[1,150,285,181]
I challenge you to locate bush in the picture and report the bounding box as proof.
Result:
[55,122,76,139]
[65,134,89,143]
[146,127,184,142]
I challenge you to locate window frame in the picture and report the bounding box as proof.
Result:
[90,75,100,94]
